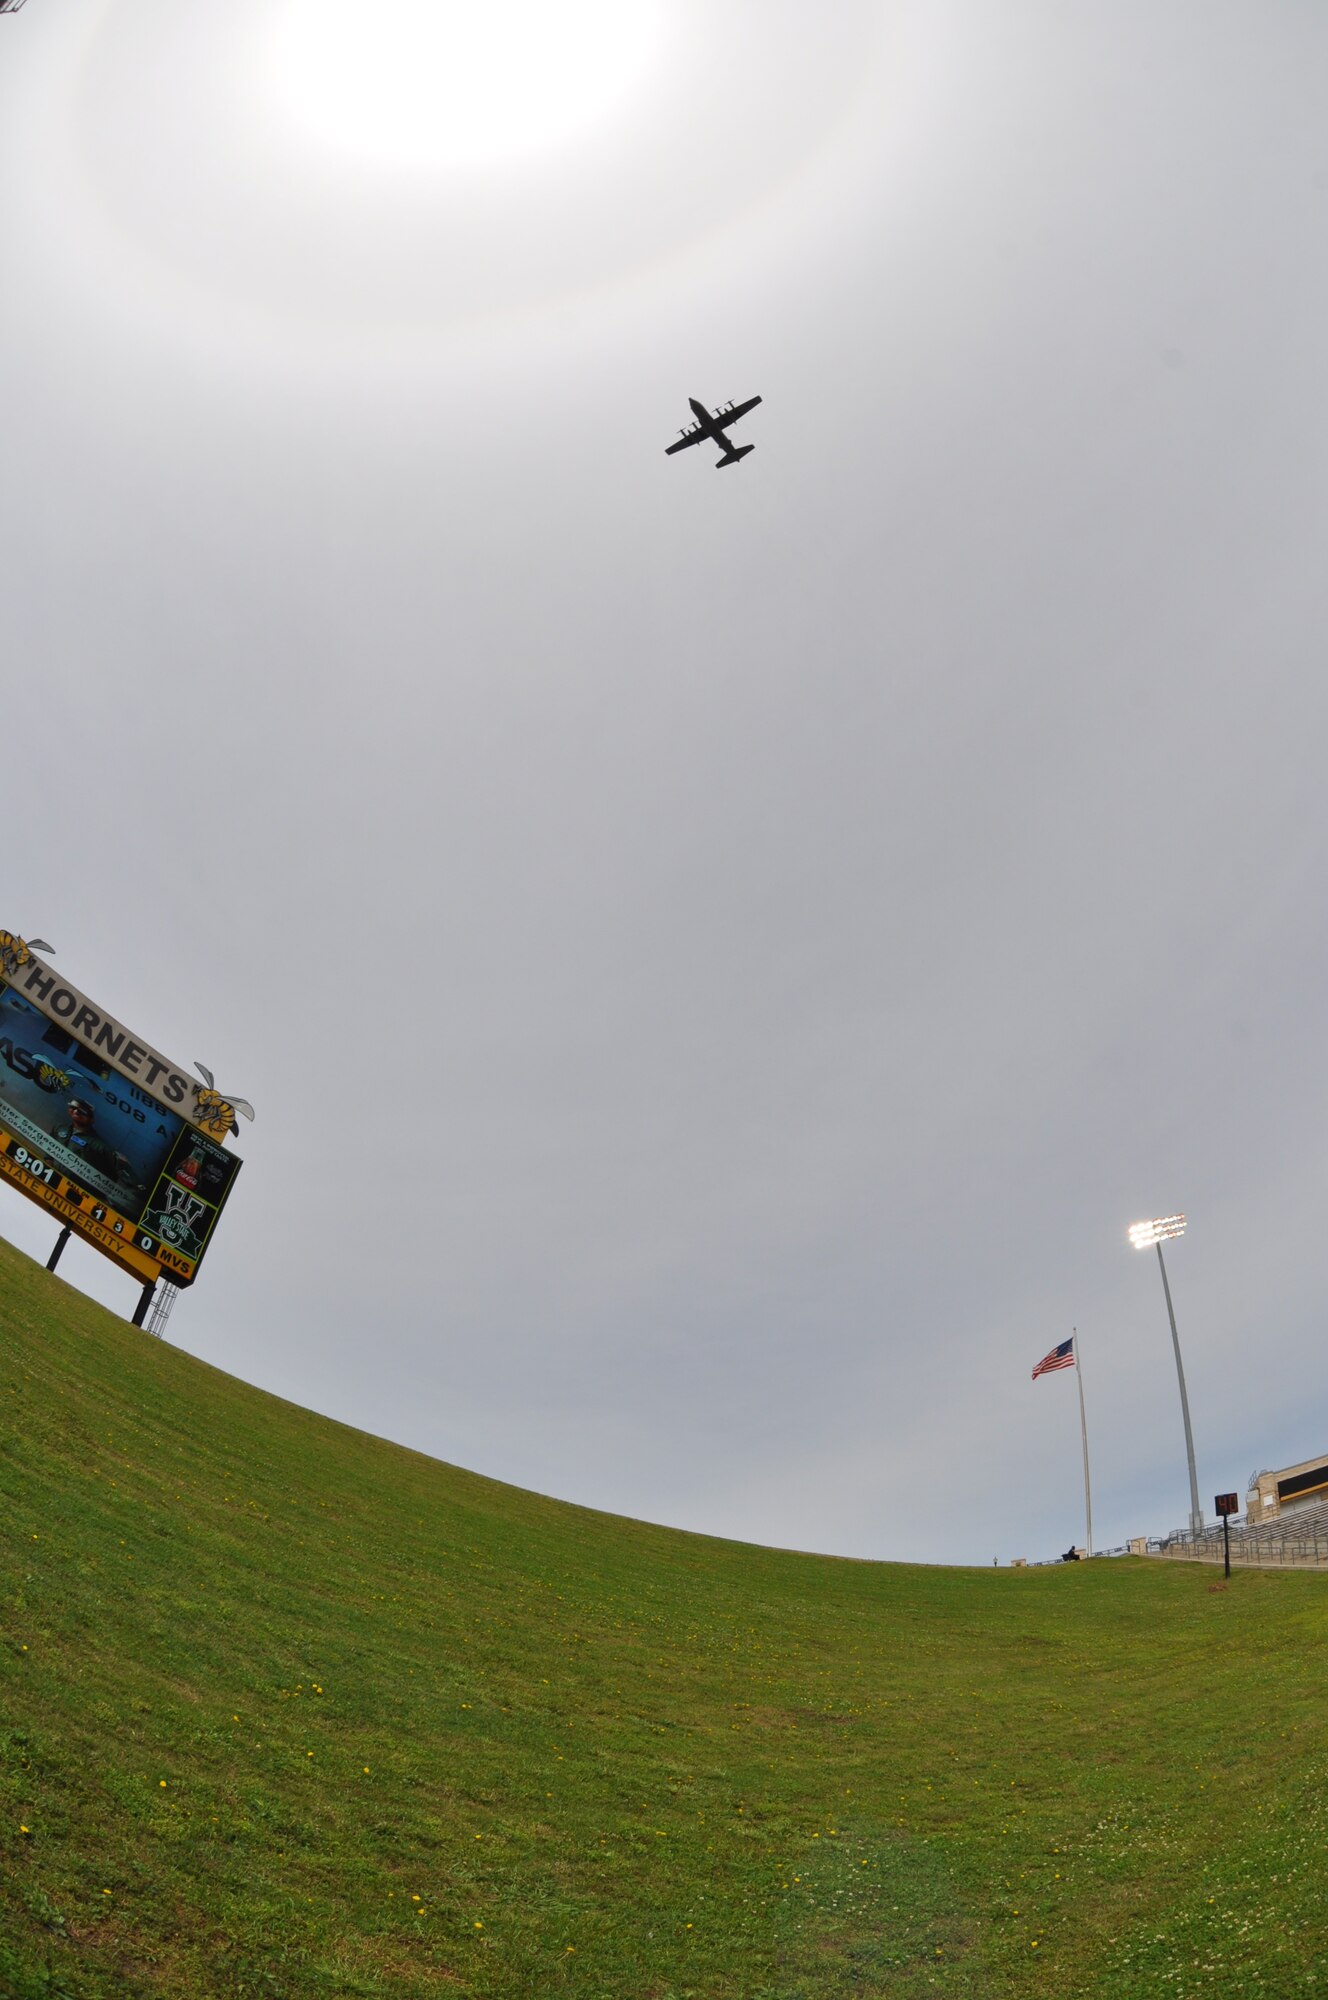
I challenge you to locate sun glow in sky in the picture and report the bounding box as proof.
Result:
[265,0,665,172]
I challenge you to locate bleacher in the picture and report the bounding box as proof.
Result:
[1152,1497,1328,1570]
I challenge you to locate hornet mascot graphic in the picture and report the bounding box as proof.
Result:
[193,1063,256,1141]
[0,933,55,979]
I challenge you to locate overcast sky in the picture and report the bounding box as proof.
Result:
[3,0,1327,1565]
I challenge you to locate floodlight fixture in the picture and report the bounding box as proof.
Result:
[1128,1214,1186,1249]
[1128,1209,1202,1536]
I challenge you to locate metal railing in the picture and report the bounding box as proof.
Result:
[1151,1502,1328,1569]
[1023,1505,1328,1570]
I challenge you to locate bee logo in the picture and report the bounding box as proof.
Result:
[195,1089,237,1140]
[0,933,55,979]
[35,1064,71,1093]
[193,1063,256,1140]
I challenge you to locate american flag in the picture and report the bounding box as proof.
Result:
[1032,1337,1075,1380]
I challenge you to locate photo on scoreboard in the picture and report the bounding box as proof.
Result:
[0,981,186,1222]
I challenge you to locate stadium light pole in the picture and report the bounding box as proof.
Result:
[1128,1214,1203,1537]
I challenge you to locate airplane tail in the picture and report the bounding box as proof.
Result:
[716,444,755,468]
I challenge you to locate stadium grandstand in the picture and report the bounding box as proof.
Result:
[1148,1451,1328,1570]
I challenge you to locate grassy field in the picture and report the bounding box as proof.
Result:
[1,1236,1325,1999]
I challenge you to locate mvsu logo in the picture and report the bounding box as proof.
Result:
[0,932,55,979]
[156,1183,208,1249]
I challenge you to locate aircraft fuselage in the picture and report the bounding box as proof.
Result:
[689,397,730,442]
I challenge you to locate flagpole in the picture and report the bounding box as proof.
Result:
[1073,1328,1093,1556]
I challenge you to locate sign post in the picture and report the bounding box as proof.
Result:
[1215,1491,1239,1579]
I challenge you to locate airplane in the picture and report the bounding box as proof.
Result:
[665,394,762,468]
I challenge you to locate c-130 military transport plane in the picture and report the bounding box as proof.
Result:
[665,394,763,468]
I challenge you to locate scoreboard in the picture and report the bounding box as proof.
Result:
[0,934,243,1288]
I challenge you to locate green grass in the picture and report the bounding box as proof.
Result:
[1,1236,1326,1999]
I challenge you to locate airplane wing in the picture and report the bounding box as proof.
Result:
[719,395,762,425]
[665,427,705,455]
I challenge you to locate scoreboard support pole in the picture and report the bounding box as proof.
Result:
[46,1225,72,1274]
[131,1280,157,1329]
